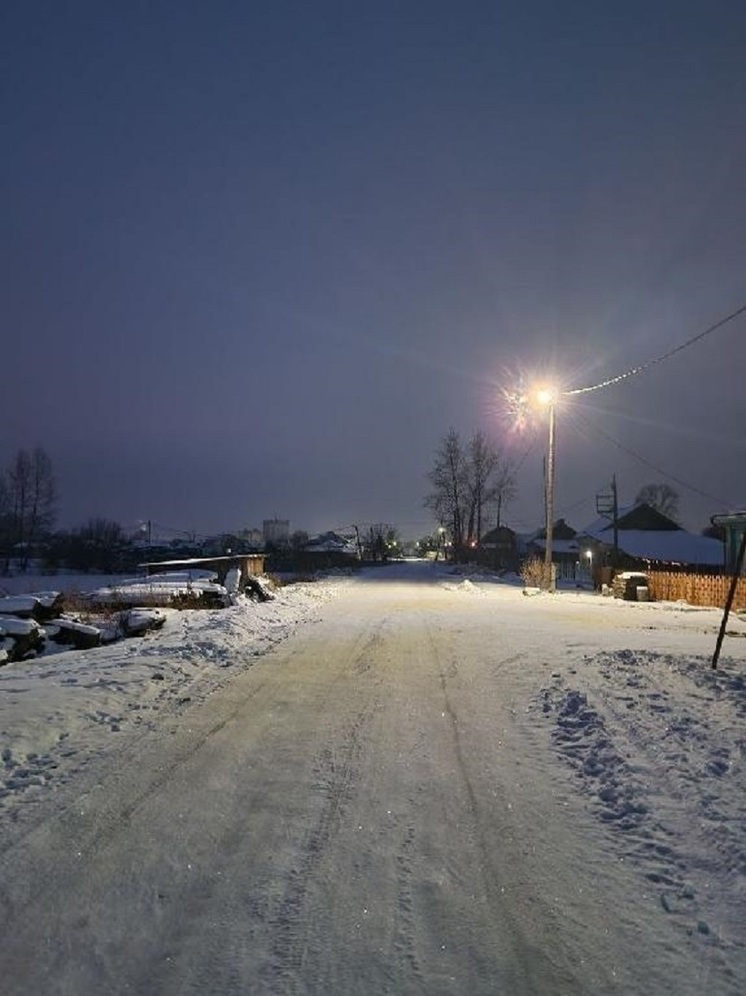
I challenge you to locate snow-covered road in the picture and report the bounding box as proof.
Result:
[1,562,744,994]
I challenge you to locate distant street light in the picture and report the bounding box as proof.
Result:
[437,525,446,562]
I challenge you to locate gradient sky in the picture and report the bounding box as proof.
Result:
[3,0,745,541]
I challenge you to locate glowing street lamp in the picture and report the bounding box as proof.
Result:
[585,549,593,585]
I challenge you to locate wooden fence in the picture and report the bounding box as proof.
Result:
[646,568,746,611]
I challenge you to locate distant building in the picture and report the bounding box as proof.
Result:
[710,510,746,572]
[521,518,581,579]
[305,531,358,556]
[478,525,518,571]
[263,518,290,546]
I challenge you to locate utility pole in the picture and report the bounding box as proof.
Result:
[712,528,746,669]
[543,400,556,588]
[611,475,619,566]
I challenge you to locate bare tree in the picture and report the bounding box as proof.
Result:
[290,530,310,551]
[0,474,11,573]
[485,460,518,533]
[28,447,57,549]
[634,483,679,521]
[4,447,57,570]
[424,428,468,549]
[362,523,399,562]
[463,431,494,545]
[69,518,128,572]
[426,429,517,555]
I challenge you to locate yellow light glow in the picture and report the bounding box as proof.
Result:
[536,387,556,407]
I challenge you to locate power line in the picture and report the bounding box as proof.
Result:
[555,493,595,519]
[577,414,733,508]
[513,438,536,473]
[565,302,746,396]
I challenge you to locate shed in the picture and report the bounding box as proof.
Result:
[140,553,265,586]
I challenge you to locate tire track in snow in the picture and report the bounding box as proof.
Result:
[265,624,385,991]
[424,623,572,993]
[390,825,422,987]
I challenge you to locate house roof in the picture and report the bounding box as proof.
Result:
[480,525,516,545]
[711,509,746,526]
[577,502,724,566]
[140,554,264,567]
[589,530,724,566]
[528,517,578,541]
[530,537,581,556]
[581,502,680,537]
[305,531,357,553]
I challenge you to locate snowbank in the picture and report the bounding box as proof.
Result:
[0,577,346,821]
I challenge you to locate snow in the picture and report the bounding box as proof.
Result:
[0,615,42,637]
[0,573,344,814]
[589,528,725,565]
[0,563,744,992]
[580,509,725,566]
[540,653,745,926]
[224,566,241,593]
[86,582,224,605]
[123,607,166,635]
[0,595,45,616]
[84,572,228,606]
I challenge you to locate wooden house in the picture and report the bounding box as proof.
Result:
[578,502,724,572]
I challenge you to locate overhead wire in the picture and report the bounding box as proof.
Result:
[512,438,536,473]
[574,412,733,508]
[564,302,746,396]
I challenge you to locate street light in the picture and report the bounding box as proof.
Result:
[536,387,557,590]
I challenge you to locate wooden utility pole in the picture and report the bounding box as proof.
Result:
[543,401,556,588]
[712,528,746,669]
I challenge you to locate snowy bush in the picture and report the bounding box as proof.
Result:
[521,557,552,590]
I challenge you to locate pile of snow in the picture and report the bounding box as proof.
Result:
[0,595,44,617]
[0,574,206,660]
[123,608,166,636]
[441,577,484,594]
[0,575,347,821]
[86,571,228,608]
[0,615,45,661]
[536,646,746,951]
[0,593,63,620]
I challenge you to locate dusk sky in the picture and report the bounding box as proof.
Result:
[3,1,745,541]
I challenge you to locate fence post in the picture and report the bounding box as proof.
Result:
[712,530,746,669]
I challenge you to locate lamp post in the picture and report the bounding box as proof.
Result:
[537,388,557,590]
